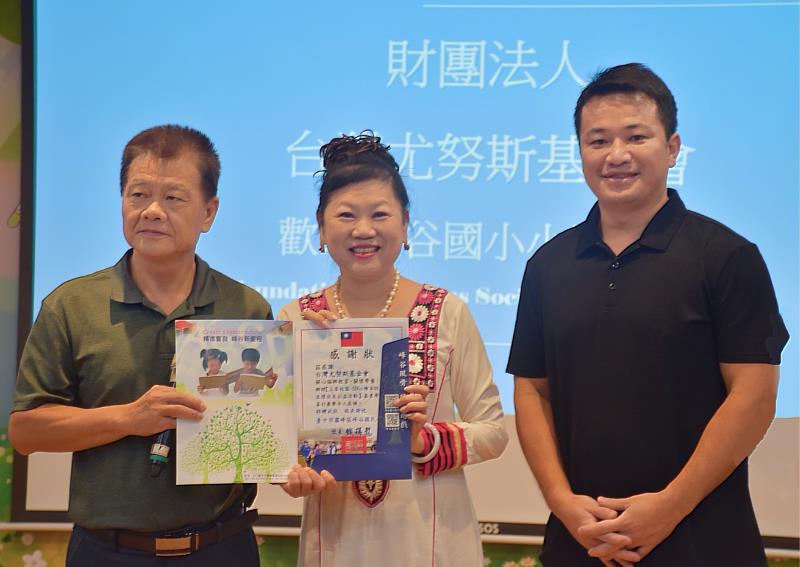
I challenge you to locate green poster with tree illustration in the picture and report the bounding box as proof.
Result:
[175,320,296,484]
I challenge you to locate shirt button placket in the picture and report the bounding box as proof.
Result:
[609,259,622,290]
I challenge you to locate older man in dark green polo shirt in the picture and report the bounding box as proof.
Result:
[10,125,271,566]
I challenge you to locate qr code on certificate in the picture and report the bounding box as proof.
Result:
[385,412,400,429]
[384,394,399,408]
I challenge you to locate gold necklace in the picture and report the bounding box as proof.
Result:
[332,268,400,319]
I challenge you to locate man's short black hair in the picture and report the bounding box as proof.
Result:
[574,63,678,139]
[120,124,221,200]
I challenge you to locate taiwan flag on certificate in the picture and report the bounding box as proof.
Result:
[341,331,364,347]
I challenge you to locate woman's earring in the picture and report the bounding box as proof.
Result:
[403,241,410,251]
[319,242,326,254]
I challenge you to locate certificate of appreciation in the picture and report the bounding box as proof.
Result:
[294,318,411,481]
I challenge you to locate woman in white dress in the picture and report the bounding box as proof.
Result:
[279,132,508,567]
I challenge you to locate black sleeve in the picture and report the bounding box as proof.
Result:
[713,243,789,364]
[506,258,547,378]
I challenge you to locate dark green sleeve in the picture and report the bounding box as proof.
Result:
[13,301,79,411]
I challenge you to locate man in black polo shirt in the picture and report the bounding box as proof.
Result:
[10,125,270,565]
[507,64,788,566]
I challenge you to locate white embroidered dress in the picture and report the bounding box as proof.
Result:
[279,285,508,567]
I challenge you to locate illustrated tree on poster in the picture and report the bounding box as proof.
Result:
[182,434,212,483]
[187,404,288,482]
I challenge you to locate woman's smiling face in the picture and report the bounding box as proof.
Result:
[319,179,408,283]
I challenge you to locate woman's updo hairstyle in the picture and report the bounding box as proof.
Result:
[317,131,410,220]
